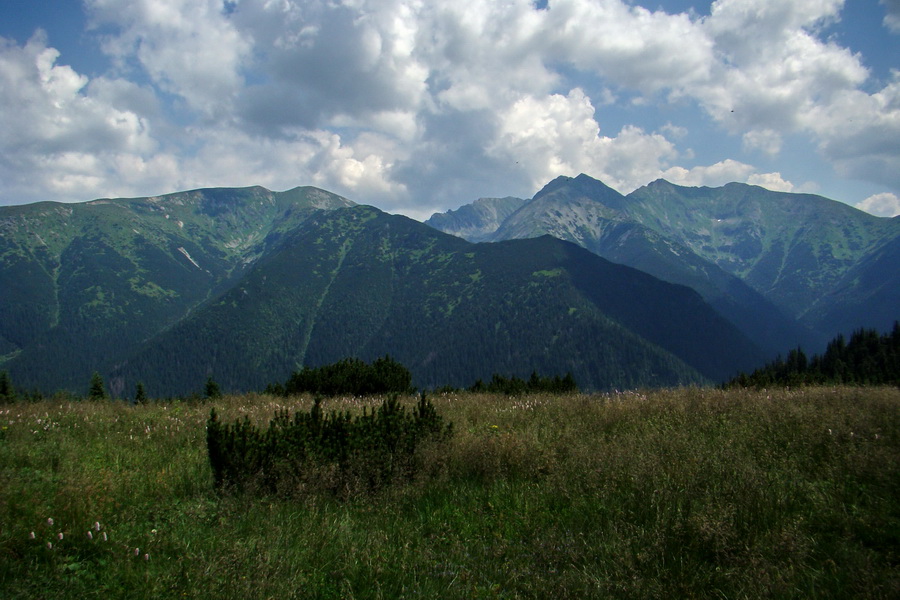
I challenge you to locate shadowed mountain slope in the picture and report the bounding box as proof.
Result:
[111,206,764,396]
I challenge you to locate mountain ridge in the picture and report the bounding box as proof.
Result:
[426,174,899,352]
[108,206,763,395]
[4,175,894,397]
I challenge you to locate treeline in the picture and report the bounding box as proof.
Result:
[0,370,220,404]
[726,324,900,388]
[1,357,578,403]
[462,371,577,395]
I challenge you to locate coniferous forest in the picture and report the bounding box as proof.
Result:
[726,324,900,388]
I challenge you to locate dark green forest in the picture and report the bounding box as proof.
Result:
[727,323,900,388]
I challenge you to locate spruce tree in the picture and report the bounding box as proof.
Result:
[205,376,222,399]
[89,372,107,400]
[134,382,147,404]
[0,370,13,402]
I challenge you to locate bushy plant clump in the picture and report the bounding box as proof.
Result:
[266,355,413,397]
[207,393,452,496]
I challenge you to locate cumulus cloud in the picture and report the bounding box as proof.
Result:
[489,89,680,194]
[802,75,900,190]
[742,129,782,156]
[856,192,900,217]
[746,171,795,192]
[662,159,796,192]
[85,0,251,118]
[0,32,161,202]
[662,159,754,187]
[883,0,900,32]
[1,0,898,213]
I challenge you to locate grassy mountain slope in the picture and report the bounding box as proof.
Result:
[431,174,818,356]
[0,186,353,392]
[111,206,764,396]
[803,233,900,336]
[428,174,899,351]
[626,179,899,327]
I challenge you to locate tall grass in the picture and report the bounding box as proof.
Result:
[1,387,898,598]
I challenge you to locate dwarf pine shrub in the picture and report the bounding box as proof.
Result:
[206,393,452,496]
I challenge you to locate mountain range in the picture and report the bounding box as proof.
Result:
[427,174,900,356]
[1,175,896,396]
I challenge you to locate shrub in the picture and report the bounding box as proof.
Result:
[206,393,452,497]
[269,356,414,397]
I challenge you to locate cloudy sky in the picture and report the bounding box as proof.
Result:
[1,0,898,219]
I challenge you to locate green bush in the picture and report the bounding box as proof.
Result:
[268,356,414,397]
[207,393,452,496]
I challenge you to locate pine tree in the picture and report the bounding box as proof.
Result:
[0,370,13,402]
[205,376,222,399]
[134,382,147,404]
[89,372,107,400]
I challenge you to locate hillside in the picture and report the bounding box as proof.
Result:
[110,206,764,395]
[626,179,899,326]
[0,186,354,392]
[427,174,900,351]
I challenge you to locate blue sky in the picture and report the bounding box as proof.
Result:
[1,0,898,219]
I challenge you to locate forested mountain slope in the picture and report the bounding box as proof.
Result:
[110,206,764,396]
[0,186,354,392]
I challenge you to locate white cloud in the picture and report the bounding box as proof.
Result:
[544,0,714,92]
[742,129,782,156]
[661,159,796,192]
[0,33,160,202]
[856,192,900,217]
[86,0,251,118]
[746,171,794,192]
[662,159,755,187]
[1,0,898,214]
[489,89,679,194]
[883,0,900,32]
[802,75,900,190]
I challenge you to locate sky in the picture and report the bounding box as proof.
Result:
[0,0,898,220]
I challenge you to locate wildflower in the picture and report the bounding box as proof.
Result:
[101,532,108,542]
[94,522,101,531]
[29,531,35,540]
[151,528,157,535]
[134,547,140,556]
[57,532,63,540]
[144,553,150,561]
[47,518,54,526]
[87,531,93,540]
[47,542,53,550]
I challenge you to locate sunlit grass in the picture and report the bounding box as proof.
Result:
[1,387,898,598]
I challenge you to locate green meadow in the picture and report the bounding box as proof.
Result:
[1,387,898,598]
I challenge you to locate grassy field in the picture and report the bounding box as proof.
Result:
[1,387,898,599]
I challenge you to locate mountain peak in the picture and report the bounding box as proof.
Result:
[533,173,623,204]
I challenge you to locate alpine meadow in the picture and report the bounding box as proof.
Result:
[3,0,900,596]
[1,174,899,598]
